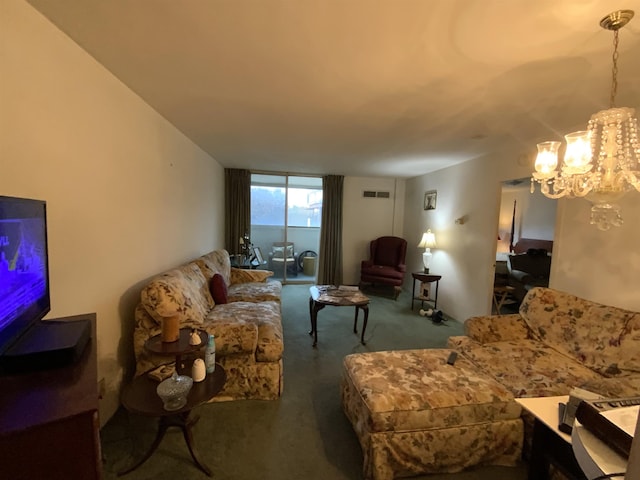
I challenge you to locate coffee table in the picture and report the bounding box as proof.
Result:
[118,362,226,476]
[308,285,369,347]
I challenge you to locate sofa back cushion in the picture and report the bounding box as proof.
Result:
[520,287,640,376]
[141,262,214,325]
[195,249,231,285]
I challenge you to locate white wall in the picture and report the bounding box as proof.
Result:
[1,0,225,424]
[343,176,405,284]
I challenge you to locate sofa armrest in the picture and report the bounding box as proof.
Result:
[361,260,374,269]
[230,267,274,285]
[463,314,530,344]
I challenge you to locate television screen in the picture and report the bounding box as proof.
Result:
[0,196,50,355]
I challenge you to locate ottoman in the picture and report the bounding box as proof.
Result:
[341,349,523,480]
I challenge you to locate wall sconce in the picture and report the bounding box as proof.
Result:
[417,229,437,273]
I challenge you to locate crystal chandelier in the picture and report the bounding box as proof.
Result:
[531,10,640,231]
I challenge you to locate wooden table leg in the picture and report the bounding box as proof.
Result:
[353,305,368,345]
[118,412,211,477]
[181,413,211,476]
[309,301,324,347]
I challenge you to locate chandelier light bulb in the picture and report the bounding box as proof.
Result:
[563,131,592,173]
[534,141,560,177]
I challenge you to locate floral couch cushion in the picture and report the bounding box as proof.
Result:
[227,281,281,303]
[206,300,283,362]
[520,287,640,376]
[448,337,603,398]
[462,313,532,343]
[140,262,213,324]
[195,249,231,285]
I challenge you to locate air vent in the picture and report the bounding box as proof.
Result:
[363,190,391,199]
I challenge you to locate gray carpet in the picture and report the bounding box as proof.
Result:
[100,285,527,479]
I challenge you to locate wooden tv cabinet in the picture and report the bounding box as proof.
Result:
[0,313,101,479]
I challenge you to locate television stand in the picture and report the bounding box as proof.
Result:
[0,313,101,479]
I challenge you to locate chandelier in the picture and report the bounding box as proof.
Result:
[531,10,640,231]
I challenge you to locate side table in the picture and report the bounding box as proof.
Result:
[119,327,223,476]
[144,327,208,366]
[119,363,226,476]
[516,396,587,480]
[411,272,441,310]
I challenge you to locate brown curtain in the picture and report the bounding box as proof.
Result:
[318,175,343,285]
[224,169,251,255]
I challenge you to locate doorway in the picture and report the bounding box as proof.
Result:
[250,174,322,284]
[493,178,557,314]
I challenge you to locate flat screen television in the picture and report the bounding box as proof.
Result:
[0,196,51,356]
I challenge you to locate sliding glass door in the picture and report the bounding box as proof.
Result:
[250,174,322,284]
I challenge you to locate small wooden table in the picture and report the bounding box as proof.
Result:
[308,285,369,347]
[119,363,226,476]
[411,272,441,310]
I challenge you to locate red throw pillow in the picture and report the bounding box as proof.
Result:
[210,274,228,304]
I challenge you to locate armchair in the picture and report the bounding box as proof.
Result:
[360,236,407,299]
[268,242,298,277]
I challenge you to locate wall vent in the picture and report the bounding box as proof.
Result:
[363,190,391,199]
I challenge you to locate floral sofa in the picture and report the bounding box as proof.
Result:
[341,287,640,479]
[447,287,640,400]
[133,249,284,401]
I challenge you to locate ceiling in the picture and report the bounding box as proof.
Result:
[26,0,640,178]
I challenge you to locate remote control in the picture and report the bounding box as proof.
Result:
[446,351,457,365]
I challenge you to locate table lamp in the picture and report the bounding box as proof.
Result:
[418,230,436,273]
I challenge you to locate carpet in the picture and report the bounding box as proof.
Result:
[100,284,527,479]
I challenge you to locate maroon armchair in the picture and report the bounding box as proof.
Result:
[360,236,407,299]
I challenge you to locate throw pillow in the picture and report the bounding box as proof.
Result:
[210,273,228,304]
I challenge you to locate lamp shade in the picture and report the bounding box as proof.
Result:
[417,230,436,248]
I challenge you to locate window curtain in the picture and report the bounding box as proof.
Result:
[318,175,343,285]
[224,168,251,256]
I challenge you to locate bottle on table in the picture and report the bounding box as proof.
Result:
[205,333,216,373]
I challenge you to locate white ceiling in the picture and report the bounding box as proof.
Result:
[26,0,640,178]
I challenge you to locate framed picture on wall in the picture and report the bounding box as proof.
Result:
[424,190,437,210]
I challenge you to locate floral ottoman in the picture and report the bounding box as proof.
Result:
[341,349,523,480]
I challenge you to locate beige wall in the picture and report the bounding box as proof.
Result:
[406,152,640,321]
[343,176,405,284]
[1,0,225,423]
[552,194,640,312]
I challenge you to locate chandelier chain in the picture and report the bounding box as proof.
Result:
[610,29,619,108]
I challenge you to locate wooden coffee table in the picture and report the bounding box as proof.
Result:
[118,362,226,476]
[309,285,370,347]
